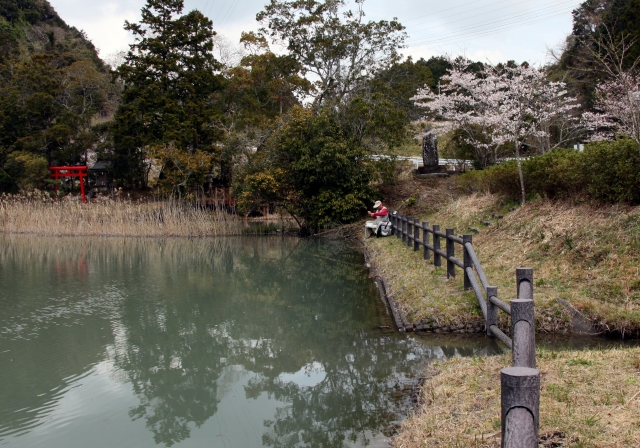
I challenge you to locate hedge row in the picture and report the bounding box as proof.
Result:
[458,139,640,204]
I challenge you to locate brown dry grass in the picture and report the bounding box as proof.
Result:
[393,346,640,447]
[369,178,640,335]
[0,193,243,237]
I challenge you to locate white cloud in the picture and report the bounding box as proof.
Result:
[470,49,507,65]
[49,1,143,57]
[47,0,583,66]
[81,4,140,57]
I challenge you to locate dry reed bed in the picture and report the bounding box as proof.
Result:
[0,195,243,237]
[369,191,640,334]
[393,346,640,447]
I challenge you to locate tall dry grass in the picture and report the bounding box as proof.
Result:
[0,192,243,237]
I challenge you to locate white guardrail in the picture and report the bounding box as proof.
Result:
[370,155,473,171]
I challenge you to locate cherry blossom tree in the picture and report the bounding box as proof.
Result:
[413,59,579,204]
[490,65,579,204]
[412,58,504,169]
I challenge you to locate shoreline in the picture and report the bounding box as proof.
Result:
[365,245,486,334]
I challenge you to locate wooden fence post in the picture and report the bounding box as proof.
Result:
[401,215,407,243]
[433,224,441,267]
[512,268,536,368]
[501,367,540,448]
[413,218,420,251]
[407,217,413,248]
[446,228,455,278]
[463,234,472,290]
[517,268,534,301]
[486,286,498,337]
[396,214,401,240]
[389,213,394,236]
[422,222,430,260]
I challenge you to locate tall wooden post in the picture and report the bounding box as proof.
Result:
[501,367,540,448]
[401,215,407,243]
[463,234,472,290]
[486,286,498,337]
[512,268,535,368]
[422,222,430,260]
[446,228,455,278]
[433,224,441,267]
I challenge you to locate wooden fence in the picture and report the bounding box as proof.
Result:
[388,212,540,448]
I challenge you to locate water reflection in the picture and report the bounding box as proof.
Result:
[0,235,502,448]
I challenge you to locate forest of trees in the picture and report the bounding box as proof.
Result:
[1,0,639,231]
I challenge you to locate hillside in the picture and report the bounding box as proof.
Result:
[0,0,117,191]
[0,0,105,67]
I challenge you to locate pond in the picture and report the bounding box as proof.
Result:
[0,235,503,448]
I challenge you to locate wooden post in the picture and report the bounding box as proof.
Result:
[501,367,540,448]
[517,268,534,301]
[512,268,535,368]
[407,217,413,248]
[401,215,406,243]
[422,221,430,260]
[486,286,498,337]
[413,218,420,251]
[463,234,472,290]
[446,228,455,278]
[396,213,401,240]
[433,224,441,267]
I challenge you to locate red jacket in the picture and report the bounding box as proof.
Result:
[371,205,388,218]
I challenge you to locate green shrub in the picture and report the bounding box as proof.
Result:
[524,148,586,199]
[581,139,640,203]
[458,139,640,204]
[3,150,49,191]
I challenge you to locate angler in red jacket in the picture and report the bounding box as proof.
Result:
[368,200,388,220]
[364,200,390,238]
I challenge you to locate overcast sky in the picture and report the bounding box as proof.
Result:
[47,0,585,66]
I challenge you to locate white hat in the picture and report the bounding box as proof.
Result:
[373,200,382,209]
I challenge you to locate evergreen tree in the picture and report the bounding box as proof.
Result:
[110,0,223,188]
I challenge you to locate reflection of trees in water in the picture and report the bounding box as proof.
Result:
[0,235,500,447]
[113,305,230,446]
[108,236,409,446]
[250,337,419,448]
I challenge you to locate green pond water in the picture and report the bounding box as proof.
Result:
[0,235,504,448]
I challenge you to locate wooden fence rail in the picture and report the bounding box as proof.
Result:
[388,211,540,448]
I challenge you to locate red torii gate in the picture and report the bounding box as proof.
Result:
[50,166,88,203]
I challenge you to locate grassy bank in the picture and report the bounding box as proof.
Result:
[0,193,243,237]
[393,346,640,447]
[367,178,640,336]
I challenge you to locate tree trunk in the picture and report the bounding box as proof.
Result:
[515,140,526,205]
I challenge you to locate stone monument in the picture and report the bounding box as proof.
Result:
[421,126,441,173]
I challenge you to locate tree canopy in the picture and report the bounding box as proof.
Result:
[234,106,376,234]
[256,0,406,106]
[110,0,223,189]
